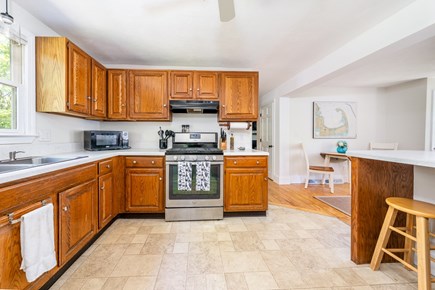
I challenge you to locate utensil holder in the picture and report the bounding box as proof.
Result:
[159,139,168,149]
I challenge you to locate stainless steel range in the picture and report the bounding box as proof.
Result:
[165,132,223,221]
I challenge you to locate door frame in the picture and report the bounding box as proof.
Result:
[259,101,275,180]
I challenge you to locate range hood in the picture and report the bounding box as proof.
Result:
[170,100,219,114]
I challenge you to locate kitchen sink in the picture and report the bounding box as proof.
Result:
[0,156,88,173]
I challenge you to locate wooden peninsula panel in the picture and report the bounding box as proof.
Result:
[351,157,413,264]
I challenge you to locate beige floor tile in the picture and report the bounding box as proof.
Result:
[370,284,418,290]
[215,224,230,232]
[379,263,418,283]
[256,230,286,240]
[61,256,87,279]
[186,275,207,290]
[124,243,144,255]
[219,241,236,252]
[285,249,330,270]
[204,232,219,241]
[206,274,227,290]
[221,251,268,273]
[81,278,107,290]
[155,272,186,290]
[227,224,248,232]
[101,277,128,290]
[272,271,306,288]
[244,272,278,290]
[217,232,232,241]
[123,276,156,290]
[189,241,220,255]
[115,234,135,244]
[332,287,373,290]
[334,268,369,286]
[131,234,149,243]
[276,237,325,252]
[230,232,265,251]
[59,278,86,290]
[151,224,173,233]
[140,233,176,254]
[171,222,191,233]
[110,254,162,277]
[261,240,280,251]
[188,252,224,275]
[159,253,188,275]
[260,250,296,273]
[137,225,154,234]
[352,267,396,285]
[81,244,98,257]
[225,273,249,290]
[176,232,204,243]
[173,242,189,253]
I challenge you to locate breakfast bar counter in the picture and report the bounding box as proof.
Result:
[347,150,435,267]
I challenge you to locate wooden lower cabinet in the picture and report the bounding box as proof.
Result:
[125,168,164,212]
[98,173,113,229]
[224,156,268,212]
[59,179,97,265]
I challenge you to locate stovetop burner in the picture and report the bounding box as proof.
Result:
[165,147,223,155]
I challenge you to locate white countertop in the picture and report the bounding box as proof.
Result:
[0,148,269,184]
[223,149,269,156]
[347,150,435,168]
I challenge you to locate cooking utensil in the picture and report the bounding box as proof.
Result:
[165,130,174,140]
[158,127,164,139]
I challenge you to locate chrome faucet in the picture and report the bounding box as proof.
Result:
[9,151,25,161]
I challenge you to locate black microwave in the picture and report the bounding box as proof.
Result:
[84,130,130,151]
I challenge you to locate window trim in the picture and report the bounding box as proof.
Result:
[0,25,37,144]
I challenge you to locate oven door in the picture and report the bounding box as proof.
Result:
[166,161,223,207]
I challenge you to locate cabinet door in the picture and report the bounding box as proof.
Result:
[59,180,97,265]
[108,70,128,119]
[224,167,268,212]
[98,173,113,230]
[91,60,107,118]
[194,72,219,100]
[125,168,164,212]
[128,70,169,120]
[67,42,91,115]
[170,71,193,99]
[219,72,258,121]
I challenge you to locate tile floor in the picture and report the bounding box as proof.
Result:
[50,205,425,290]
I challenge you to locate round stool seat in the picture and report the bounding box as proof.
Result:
[386,197,435,219]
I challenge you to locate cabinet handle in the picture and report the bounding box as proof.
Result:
[233,161,237,165]
[121,104,126,107]
[159,177,162,181]
[87,96,91,100]
[264,178,268,181]
[106,165,111,168]
[256,161,260,165]
[197,88,200,91]
[222,105,226,108]
[189,88,192,91]
[151,160,155,164]
[132,160,137,164]
[100,186,105,190]
[63,206,68,212]
[163,104,167,107]
[93,98,98,102]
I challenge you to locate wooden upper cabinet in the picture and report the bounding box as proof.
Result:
[128,70,170,120]
[219,72,259,121]
[107,70,128,119]
[195,71,219,100]
[91,60,107,118]
[36,37,106,118]
[170,71,218,100]
[68,42,91,114]
[170,71,193,99]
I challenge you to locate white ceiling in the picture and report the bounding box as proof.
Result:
[14,0,415,95]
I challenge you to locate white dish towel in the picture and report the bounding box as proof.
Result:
[20,203,57,282]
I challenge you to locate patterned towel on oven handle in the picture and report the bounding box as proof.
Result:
[178,162,192,191]
[196,161,211,191]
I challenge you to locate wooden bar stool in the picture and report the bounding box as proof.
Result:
[370,197,435,290]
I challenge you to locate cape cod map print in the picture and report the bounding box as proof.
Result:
[313,101,357,139]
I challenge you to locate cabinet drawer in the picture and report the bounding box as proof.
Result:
[125,156,164,168]
[225,156,267,168]
[99,159,113,175]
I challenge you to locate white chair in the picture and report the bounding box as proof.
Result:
[369,142,398,150]
[301,143,334,193]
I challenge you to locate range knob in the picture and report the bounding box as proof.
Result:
[181,156,185,161]
[173,156,178,161]
[212,156,217,161]
[205,156,210,161]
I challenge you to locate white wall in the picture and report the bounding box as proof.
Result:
[378,79,427,150]
[275,87,382,184]
[100,114,252,150]
[0,3,100,160]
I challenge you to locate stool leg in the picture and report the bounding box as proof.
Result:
[403,213,415,270]
[416,216,431,290]
[370,206,398,270]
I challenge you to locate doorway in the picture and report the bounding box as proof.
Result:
[259,103,274,179]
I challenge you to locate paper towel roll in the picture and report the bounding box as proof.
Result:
[228,122,250,130]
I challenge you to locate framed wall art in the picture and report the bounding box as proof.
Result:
[313,101,357,139]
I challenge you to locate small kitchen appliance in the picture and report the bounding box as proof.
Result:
[165,132,223,221]
[84,130,130,151]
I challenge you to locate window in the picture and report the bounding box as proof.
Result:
[0,32,22,131]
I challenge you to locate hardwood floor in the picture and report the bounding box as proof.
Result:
[268,180,351,224]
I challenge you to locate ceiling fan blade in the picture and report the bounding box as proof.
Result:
[218,0,235,22]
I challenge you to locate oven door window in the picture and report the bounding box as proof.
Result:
[168,163,221,199]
